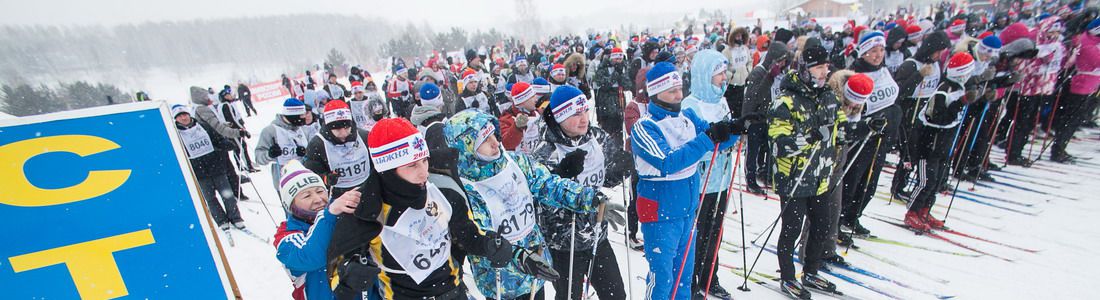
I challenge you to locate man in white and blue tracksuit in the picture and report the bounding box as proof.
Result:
[631,62,745,300]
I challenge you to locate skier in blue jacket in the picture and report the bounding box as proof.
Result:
[272,160,374,300]
[631,62,747,300]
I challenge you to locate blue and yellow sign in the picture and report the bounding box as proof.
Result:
[0,102,235,299]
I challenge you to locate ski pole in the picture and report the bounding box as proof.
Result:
[246,180,280,226]
[704,140,743,298]
[566,212,577,300]
[1032,87,1067,164]
[736,142,751,292]
[741,144,821,291]
[844,136,882,256]
[971,87,1013,191]
[669,143,721,300]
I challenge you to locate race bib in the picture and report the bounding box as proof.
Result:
[179,124,215,159]
[380,183,452,283]
[469,155,537,242]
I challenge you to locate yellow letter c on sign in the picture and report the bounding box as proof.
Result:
[0,135,131,207]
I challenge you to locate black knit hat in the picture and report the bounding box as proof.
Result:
[802,45,829,68]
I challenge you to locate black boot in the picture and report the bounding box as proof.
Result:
[1051,152,1076,164]
[1005,157,1032,167]
[745,182,767,195]
[802,272,840,295]
[781,279,812,300]
[705,284,733,300]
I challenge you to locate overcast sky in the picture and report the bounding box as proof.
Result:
[0,0,762,30]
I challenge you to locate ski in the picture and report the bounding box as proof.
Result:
[758,244,903,300]
[854,235,981,257]
[826,259,955,299]
[989,169,1081,186]
[223,228,235,247]
[236,227,271,244]
[941,190,1043,215]
[974,180,1077,202]
[869,213,1038,252]
[983,171,1063,189]
[950,188,1038,207]
[848,248,950,284]
[866,215,1016,262]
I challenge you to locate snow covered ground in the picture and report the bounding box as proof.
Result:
[213,88,1100,299]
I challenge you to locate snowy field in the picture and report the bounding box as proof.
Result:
[202,82,1100,299]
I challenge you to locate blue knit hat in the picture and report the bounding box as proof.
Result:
[548,85,589,123]
[1088,18,1100,36]
[282,98,306,115]
[645,62,682,96]
[513,55,528,66]
[531,77,551,94]
[857,31,886,57]
[419,83,442,107]
[976,36,1003,57]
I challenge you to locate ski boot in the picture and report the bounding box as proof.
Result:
[745,182,767,195]
[703,284,734,300]
[1051,153,1077,164]
[904,210,931,233]
[836,233,859,249]
[233,221,247,230]
[781,279,812,299]
[1005,157,1032,167]
[628,236,645,251]
[921,208,945,229]
[823,255,850,268]
[802,272,841,295]
[219,222,231,231]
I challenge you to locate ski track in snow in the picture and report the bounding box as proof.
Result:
[201,77,1100,299]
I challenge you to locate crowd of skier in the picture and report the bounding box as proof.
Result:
[170,0,1100,299]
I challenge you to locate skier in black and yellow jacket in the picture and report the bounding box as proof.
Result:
[767,44,848,300]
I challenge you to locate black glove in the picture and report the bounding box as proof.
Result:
[729,117,750,135]
[868,118,888,136]
[239,129,251,139]
[333,255,381,300]
[483,230,514,268]
[705,120,734,143]
[512,247,560,281]
[554,149,587,179]
[325,172,340,185]
[267,145,283,158]
[401,90,409,97]
[295,146,307,157]
[809,125,828,144]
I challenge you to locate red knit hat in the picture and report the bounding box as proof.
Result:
[511,82,536,104]
[977,31,994,39]
[350,81,364,93]
[323,100,353,124]
[367,118,429,172]
[845,73,874,104]
[946,52,975,82]
[550,64,566,77]
[906,25,923,40]
[610,47,625,60]
[950,19,966,33]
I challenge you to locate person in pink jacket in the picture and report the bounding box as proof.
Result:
[1051,19,1100,163]
[1003,16,1065,165]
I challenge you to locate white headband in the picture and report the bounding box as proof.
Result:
[369,132,430,172]
[552,94,589,123]
[646,71,683,96]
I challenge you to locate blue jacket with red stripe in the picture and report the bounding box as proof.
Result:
[274,209,337,300]
[630,102,738,222]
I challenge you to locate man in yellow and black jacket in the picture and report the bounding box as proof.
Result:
[767,44,848,300]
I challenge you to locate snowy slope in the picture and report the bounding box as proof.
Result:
[217,87,1100,299]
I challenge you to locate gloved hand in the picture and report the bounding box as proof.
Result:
[512,247,560,281]
[334,255,381,300]
[868,118,888,136]
[919,63,936,77]
[267,145,283,158]
[239,129,251,139]
[483,230,514,268]
[554,149,587,179]
[515,113,529,129]
[705,120,734,143]
[729,117,752,135]
[295,146,307,157]
[598,199,627,232]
